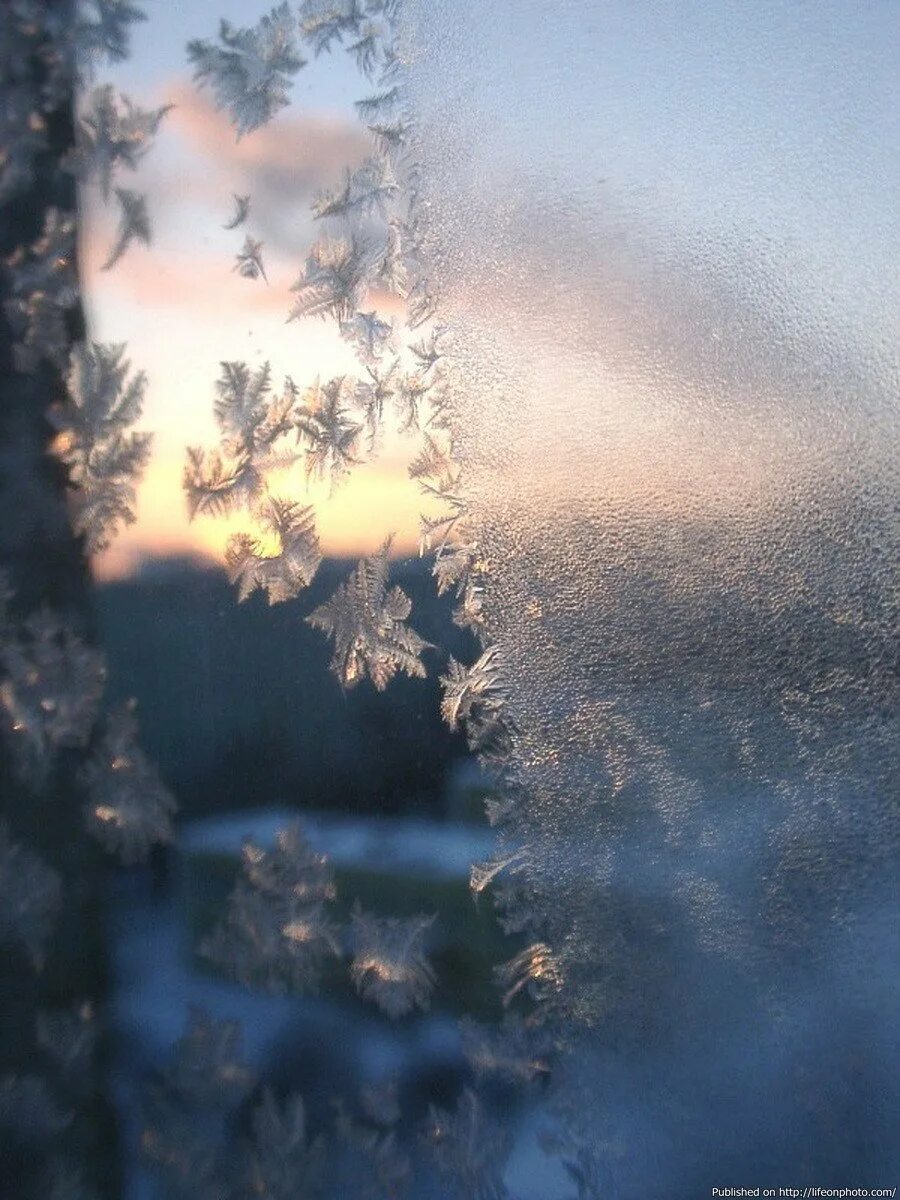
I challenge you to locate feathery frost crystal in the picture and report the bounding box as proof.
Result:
[307,539,431,690]
[348,908,436,1017]
[225,495,321,604]
[80,701,176,863]
[201,823,339,994]
[0,610,105,785]
[54,341,152,554]
[188,4,305,139]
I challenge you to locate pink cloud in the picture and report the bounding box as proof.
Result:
[167,80,371,192]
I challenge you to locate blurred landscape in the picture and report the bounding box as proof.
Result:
[96,554,477,821]
[92,553,546,1199]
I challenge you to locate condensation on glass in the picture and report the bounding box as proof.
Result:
[403,1,899,1188]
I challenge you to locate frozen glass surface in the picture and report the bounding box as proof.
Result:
[403,0,899,1187]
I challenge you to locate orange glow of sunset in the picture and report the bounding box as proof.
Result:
[80,79,426,582]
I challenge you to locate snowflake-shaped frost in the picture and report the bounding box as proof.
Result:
[349,907,436,1017]
[459,1014,551,1085]
[53,341,152,554]
[184,363,298,517]
[81,701,176,863]
[101,187,150,270]
[294,376,362,484]
[201,823,339,994]
[495,942,563,1008]
[356,358,399,448]
[234,235,267,282]
[440,646,510,752]
[68,85,170,199]
[288,234,372,323]
[188,4,305,139]
[75,0,147,70]
[225,496,321,604]
[223,193,251,229]
[307,539,431,690]
[313,155,398,220]
[299,0,365,56]
[339,310,394,365]
[0,610,106,785]
[4,208,78,372]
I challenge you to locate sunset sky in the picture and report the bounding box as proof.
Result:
[82,2,424,580]
[83,0,899,582]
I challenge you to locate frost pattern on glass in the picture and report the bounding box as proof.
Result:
[402,0,899,1186]
[53,341,152,554]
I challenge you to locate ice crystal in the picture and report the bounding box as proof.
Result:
[352,155,398,217]
[80,701,176,863]
[354,87,400,120]
[356,358,399,448]
[432,542,483,632]
[347,22,383,78]
[52,341,152,554]
[310,170,354,220]
[313,156,398,220]
[339,310,394,365]
[307,539,431,690]
[405,277,436,329]
[312,154,396,220]
[225,495,321,604]
[213,359,274,440]
[469,847,528,898]
[409,327,445,373]
[223,192,251,229]
[141,1009,255,1198]
[4,208,78,372]
[68,84,170,199]
[188,4,305,139]
[184,445,255,517]
[394,370,430,431]
[0,610,106,785]
[76,0,147,69]
[375,221,408,296]
[201,823,340,994]
[294,376,362,484]
[495,942,563,1009]
[234,234,267,281]
[101,186,150,270]
[421,1088,511,1200]
[245,1089,325,1200]
[185,362,297,517]
[0,822,61,967]
[349,907,436,1017]
[459,1015,551,1086]
[299,0,365,56]
[440,647,510,754]
[368,117,409,158]
[289,234,372,323]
